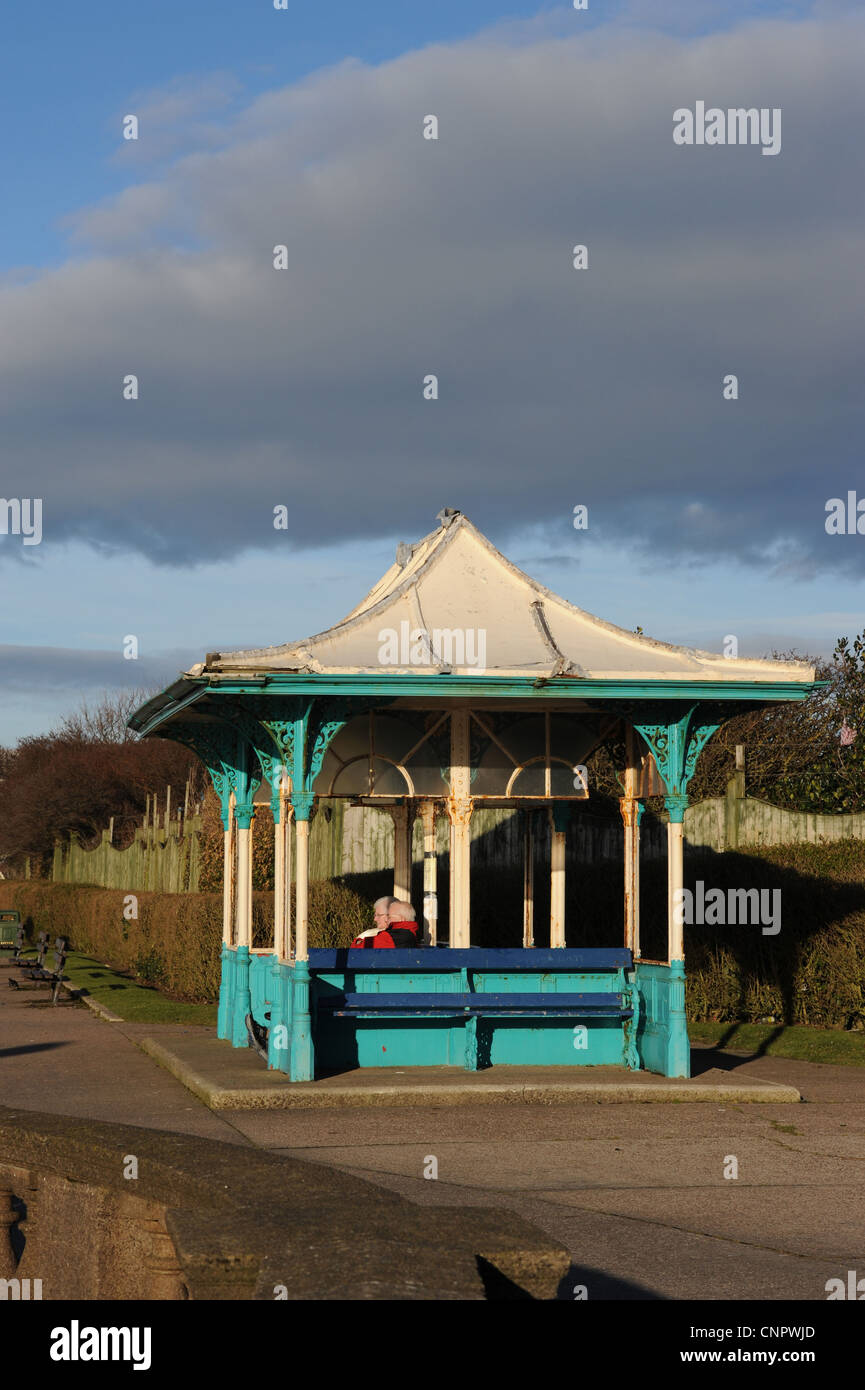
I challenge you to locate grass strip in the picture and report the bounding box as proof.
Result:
[690,1020,865,1066]
[61,951,218,1025]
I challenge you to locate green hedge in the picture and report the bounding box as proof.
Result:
[3,840,865,1027]
[0,879,373,1002]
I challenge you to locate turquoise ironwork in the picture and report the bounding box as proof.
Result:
[632,705,721,806]
[167,719,262,826]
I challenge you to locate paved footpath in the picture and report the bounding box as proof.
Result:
[1,981,863,1300]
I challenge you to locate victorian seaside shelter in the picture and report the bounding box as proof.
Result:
[129,510,817,1081]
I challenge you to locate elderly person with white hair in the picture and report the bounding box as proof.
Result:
[351,898,425,949]
[351,896,396,946]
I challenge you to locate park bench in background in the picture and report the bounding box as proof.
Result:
[9,937,69,1004]
[27,931,49,970]
[5,929,48,974]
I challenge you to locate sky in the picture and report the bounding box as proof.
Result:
[1,0,863,743]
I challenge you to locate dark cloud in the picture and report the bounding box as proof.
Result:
[0,646,188,694]
[1,14,862,572]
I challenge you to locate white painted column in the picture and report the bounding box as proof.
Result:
[621,727,638,954]
[522,810,535,948]
[222,795,234,946]
[633,803,642,960]
[390,802,412,902]
[283,802,294,959]
[295,817,310,962]
[235,822,252,949]
[421,800,438,947]
[549,811,567,948]
[247,810,255,941]
[447,710,472,948]
[620,792,644,958]
[274,790,286,960]
[622,800,634,952]
[667,818,684,963]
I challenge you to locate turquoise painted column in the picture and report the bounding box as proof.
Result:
[268,962,291,1073]
[217,942,232,1040]
[624,971,641,1071]
[289,790,315,1081]
[665,793,690,1078]
[233,946,251,1047]
[667,959,690,1078]
[267,779,288,1070]
[290,959,312,1081]
[632,710,720,1079]
[257,696,367,1079]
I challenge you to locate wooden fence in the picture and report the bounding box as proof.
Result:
[52,816,203,895]
[46,778,865,895]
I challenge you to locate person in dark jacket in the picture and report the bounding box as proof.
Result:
[351,900,424,949]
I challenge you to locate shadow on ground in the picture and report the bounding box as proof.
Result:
[0,1041,69,1058]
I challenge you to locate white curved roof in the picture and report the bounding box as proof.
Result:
[198,512,814,683]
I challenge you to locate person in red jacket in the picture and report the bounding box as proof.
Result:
[351,900,424,949]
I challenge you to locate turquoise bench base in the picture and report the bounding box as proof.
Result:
[217,948,689,1082]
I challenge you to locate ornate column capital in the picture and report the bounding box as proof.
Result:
[291,790,315,821]
[445,796,473,829]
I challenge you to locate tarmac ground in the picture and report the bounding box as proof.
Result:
[1,971,862,1300]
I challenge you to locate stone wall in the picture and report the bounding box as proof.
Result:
[0,1105,569,1301]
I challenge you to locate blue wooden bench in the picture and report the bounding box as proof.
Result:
[312,947,636,1070]
[328,992,631,1018]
